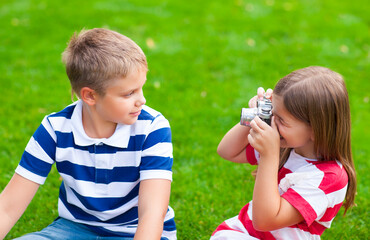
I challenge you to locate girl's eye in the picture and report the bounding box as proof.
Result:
[279,118,290,127]
[277,116,284,125]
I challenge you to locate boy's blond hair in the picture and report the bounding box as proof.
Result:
[62,28,148,97]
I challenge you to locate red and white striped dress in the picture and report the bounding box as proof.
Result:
[211,145,348,240]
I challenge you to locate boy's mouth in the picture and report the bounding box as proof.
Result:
[131,110,141,116]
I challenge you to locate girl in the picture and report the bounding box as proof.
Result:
[211,66,356,239]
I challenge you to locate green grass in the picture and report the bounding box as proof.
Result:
[0,0,369,239]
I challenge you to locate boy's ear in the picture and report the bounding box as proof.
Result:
[80,87,97,106]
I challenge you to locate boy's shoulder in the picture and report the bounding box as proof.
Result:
[136,106,171,136]
[47,101,78,120]
[41,102,79,132]
[138,105,166,122]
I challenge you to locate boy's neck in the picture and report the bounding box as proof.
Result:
[81,103,117,139]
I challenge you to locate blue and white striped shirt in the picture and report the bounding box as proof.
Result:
[15,100,176,238]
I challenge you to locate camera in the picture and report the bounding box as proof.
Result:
[240,96,272,127]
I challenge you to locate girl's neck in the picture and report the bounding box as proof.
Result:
[294,141,316,159]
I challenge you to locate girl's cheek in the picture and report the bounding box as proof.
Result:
[275,121,282,131]
[276,124,284,137]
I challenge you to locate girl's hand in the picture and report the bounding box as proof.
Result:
[248,116,280,159]
[248,87,273,108]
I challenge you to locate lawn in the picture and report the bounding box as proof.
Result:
[0,0,368,239]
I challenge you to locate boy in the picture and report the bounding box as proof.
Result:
[0,28,176,240]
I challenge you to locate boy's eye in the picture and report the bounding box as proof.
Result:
[124,91,134,97]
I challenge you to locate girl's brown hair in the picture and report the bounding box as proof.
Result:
[274,66,356,213]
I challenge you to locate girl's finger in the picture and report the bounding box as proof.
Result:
[253,116,269,130]
[249,128,254,137]
[248,95,258,108]
[257,87,265,99]
[271,116,277,129]
[250,119,259,131]
[247,133,254,145]
[265,88,273,99]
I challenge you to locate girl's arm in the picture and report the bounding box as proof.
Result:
[218,88,273,163]
[217,91,256,163]
[0,173,40,239]
[248,117,303,231]
[134,179,171,240]
[217,123,251,163]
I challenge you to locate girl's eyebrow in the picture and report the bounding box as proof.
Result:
[272,110,285,122]
[272,109,278,117]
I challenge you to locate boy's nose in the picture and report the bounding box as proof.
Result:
[136,92,146,107]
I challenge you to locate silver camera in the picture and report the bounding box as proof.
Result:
[240,97,272,127]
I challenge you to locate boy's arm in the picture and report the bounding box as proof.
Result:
[217,123,251,163]
[134,179,171,240]
[0,173,40,239]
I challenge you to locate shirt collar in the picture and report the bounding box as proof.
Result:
[70,100,131,148]
[290,149,318,161]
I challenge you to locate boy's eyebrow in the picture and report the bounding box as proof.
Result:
[122,79,147,91]
[126,86,140,91]
[121,87,140,95]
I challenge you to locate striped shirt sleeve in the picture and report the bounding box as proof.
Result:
[140,114,173,181]
[246,144,259,165]
[281,162,348,226]
[15,116,56,184]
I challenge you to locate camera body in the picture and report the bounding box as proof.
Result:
[240,97,272,127]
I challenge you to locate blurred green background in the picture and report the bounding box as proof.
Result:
[0,0,368,239]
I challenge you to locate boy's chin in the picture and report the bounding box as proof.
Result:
[122,117,139,125]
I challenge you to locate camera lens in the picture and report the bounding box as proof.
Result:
[240,108,257,127]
